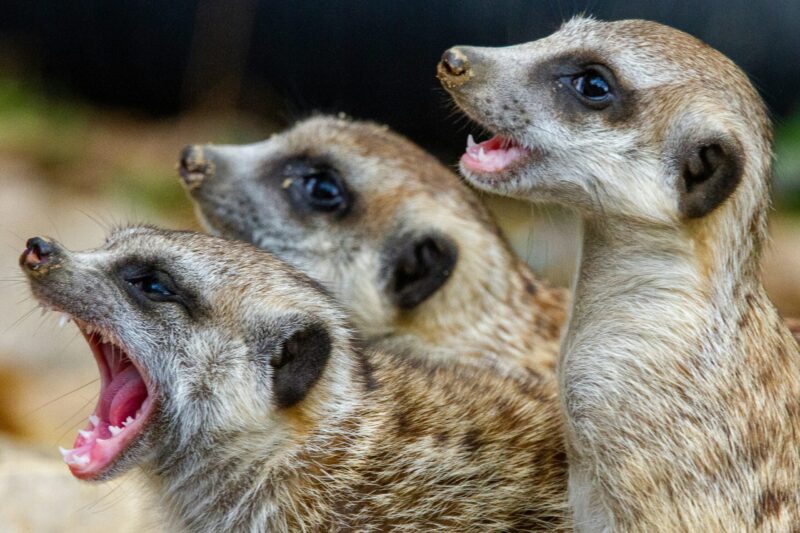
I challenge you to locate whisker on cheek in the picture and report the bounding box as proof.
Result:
[25,378,100,416]
[5,305,39,333]
[54,394,99,436]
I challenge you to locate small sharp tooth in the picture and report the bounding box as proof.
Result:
[467,134,476,148]
[109,425,123,436]
[72,454,90,466]
[123,416,134,427]
[58,314,70,328]
[478,147,486,161]
[89,415,100,427]
[58,446,72,459]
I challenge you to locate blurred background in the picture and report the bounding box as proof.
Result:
[0,1,798,529]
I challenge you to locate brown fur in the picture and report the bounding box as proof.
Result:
[440,16,800,532]
[23,227,570,531]
[180,116,568,377]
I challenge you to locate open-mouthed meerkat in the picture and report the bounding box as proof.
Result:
[20,227,569,532]
[177,115,567,376]
[439,16,800,532]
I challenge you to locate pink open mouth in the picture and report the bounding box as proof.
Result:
[461,134,531,174]
[58,323,154,480]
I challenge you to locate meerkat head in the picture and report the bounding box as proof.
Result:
[177,116,510,340]
[438,17,771,237]
[20,227,357,481]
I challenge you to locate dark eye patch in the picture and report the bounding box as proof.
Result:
[116,261,196,314]
[559,64,616,110]
[279,157,352,217]
[530,51,636,124]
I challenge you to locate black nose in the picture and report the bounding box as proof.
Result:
[20,237,59,271]
[178,145,212,188]
[440,48,470,77]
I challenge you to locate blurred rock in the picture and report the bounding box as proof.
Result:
[763,216,800,317]
[0,435,163,532]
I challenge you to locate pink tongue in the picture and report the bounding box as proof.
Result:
[99,365,147,426]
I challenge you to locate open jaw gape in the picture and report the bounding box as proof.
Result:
[61,326,152,477]
[440,16,800,532]
[20,237,156,480]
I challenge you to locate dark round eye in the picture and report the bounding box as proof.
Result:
[282,160,351,216]
[128,274,174,298]
[125,272,177,302]
[562,67,616,109]
[118,264,187,310]
[572,70,610,100]
[303,172,343,209]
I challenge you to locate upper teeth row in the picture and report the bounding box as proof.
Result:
[83,322,117,345]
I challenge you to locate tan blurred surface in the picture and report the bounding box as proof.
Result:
[0,435,162,532]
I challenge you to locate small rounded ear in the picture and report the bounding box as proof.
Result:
[384,232,458,310]
[677,136,743,218]
[269,320,331,409]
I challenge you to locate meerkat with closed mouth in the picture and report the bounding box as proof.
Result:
[20,227,569,532]
[439,16,800,532]
[177,115,567,376]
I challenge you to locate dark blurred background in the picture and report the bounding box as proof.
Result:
[1,0,799,157]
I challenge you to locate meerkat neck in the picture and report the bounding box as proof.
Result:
[146,405,365,532]
[565,218,754,386]
[562,216,798,529]
[402,244,565,375]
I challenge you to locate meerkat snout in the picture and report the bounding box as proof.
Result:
[438,47,471,82]
[19,236,60,271]
[178,145,214,189]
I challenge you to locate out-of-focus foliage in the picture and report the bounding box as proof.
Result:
[775,113,800,213]
[0,77,273,223]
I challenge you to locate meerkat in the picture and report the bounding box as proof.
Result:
[177,115,567,376]
[19,227,569,531]
[439,16,800,532]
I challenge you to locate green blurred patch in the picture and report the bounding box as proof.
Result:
[0,76,272,221]
[105,164,195,224]
[0,77,90,172]
[775,113,800,214]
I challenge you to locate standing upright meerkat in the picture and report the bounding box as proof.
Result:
[19,227,569,531]
[177,115,567,375]
[439,16,800,531]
